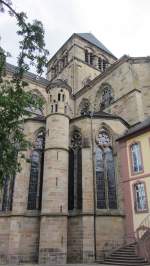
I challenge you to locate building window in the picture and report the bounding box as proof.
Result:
[85,50,94,65]
[64,105,67,114]
[51,67,56,79]
[103,59,108,71]
[96,128,117,209]
[134,182,148,212]
[98,57,102,70]
[85,50,89,63]
[58,93,61,101]
[68,129,82,211]
[1,175,15,212]
[90,53,93,65]
[27,131,45,210]
[26,94,43,116]
[100,85,113,109]
[55,104,58,112]
[62,94,65,101]
[130,143,143,174]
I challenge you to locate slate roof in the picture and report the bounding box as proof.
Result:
[92,111,129,126]
[117,117,150,140]
[76,33,116,58]
[6,63,49,87]
[47,79,72,94]
[71,110,129,127]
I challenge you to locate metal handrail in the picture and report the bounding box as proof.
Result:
[135,213,150,262]
[136,214,150,240]
[102,234,136,258]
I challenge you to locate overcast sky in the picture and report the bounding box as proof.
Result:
[1,0,150,76]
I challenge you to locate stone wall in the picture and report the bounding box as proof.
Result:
[67,216,83,263]
[8,216,40,264]
[95,216,125,261]
[0,216,10,264]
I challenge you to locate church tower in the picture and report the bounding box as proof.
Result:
[47,33,117,94]
[39,80,71,264]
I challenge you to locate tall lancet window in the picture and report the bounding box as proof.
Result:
[95,128,117,209]
[27,131,45,210]
[68,129,82,211]
[1,175,15,211]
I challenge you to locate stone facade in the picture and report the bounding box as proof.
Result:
[0,33,150,264]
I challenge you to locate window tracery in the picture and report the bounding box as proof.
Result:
[95,128,117,209]
[68,129,82,210]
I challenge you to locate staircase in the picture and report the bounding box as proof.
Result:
[103,242,149,265]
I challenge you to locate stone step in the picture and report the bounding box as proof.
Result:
[103,242,149,266]
[112,251,136,255]
[110,254,146,260]
[105,257,146,262]
[103,261,149,266]
[118,247,135,251]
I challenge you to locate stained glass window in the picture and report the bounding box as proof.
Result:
[1,175,15,212]
[26,94,43,116]
[27,131,45,210]
[96,147,106,209]
[68,130,82,211]
[105,147,117,209]
[96,129,117,209]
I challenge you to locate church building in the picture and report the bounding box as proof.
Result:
[0,33,150,264]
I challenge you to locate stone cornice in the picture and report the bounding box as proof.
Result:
[70,113,129,128]
[0,211,125,218]
[46,112,70,120]
[44,147,69,152]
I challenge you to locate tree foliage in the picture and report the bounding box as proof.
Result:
[0,0,49,184]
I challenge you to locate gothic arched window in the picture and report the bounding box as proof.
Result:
[68,130,82,211]
[100,85,113,109]
[27,94,43,116]
[27,131,45,210]
[1,175,15,212]
[95,129,117,209]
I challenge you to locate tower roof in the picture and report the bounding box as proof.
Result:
[47,79,72,94]
[76,33,115,57]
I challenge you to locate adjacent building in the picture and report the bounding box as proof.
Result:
[118,118,150,250]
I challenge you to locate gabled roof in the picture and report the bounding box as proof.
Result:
[76,33,116,58]
[70,110,129,127]
[47,79,72,94]
[117,117,150,141]
[6,63,49,87]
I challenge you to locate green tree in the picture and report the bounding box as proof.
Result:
[0,0,49,184]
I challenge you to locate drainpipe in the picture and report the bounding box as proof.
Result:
[90,113,97,261]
